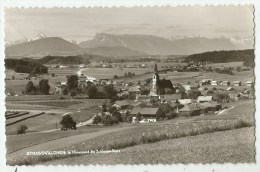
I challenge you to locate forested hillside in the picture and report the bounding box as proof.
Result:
[5,59,48,74]
[185,49,254,67]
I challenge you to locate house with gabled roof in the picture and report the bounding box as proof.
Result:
[130,107,164,120]
[246,81,254,87]
[220,81,230,86]
[234,81,242,86]
[178,99,193,105]
[197,96,213,103]
[178,103,202,116]
[112,100,130,110]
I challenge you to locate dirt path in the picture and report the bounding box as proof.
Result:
[7,126,133,162]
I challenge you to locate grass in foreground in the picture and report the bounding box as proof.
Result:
[47,127,255,165]
[6,126,109,154]
[8,117,254,165]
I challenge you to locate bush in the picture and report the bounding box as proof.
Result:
[62,88,68,95]
[17,125,28,135]
[70,89,77,97]
[38,79,50,95]
[92,115,102,125]
[25,81,36,95]
[60,115,77,130]
[102,114,113,126]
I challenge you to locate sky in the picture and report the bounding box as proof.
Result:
[5,6,254,42]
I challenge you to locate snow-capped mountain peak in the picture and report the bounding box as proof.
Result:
[32,33,47,41]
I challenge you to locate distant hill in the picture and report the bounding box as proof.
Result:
[85,46,147,57]
[79,33,253,55]
[185,49,254,67]
[35,55,105,65]
[5,37,83,58]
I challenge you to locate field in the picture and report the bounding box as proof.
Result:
[81,67,152,79]
[205,61,244,68]
[6,99,255,165]
[5,95,106,135]
[6,126,108,154]
[47,127,255,165]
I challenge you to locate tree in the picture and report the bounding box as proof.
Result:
[111,116,119,125]
[38,79,50,95]
[25,81,36,94]
[109,106,118,114]
[112,111,122,122]
[141,88,150,95]
[166,112,173,120]
[92,115,102,125]
[207,90,214,95]
[145,78,151,85]
[51,73,55,77]
[236,66,241,72]
[70,89,77,98]
[187,90,201,99]
[87,85,97,98]
[102,101,107,112]
[17,124,28,135]
[104,84,117,99]
[136,112,142,121]
[67,75,78,92]
[60,115,76,130]
[126,115,133,123]
[113,75,118,79]
[62,87,68,95]
[102,114,113,126]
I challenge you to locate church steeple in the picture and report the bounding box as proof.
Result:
[154,63,158,74]
[150,62,159,96]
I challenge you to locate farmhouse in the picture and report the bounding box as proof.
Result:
[112,100,130,110]
[229,93,239,101]
[200,102,222,112]
[130,107,164,120]
[226,87,236,91]
[221,81,230,86]
[128,86,141,100]
[60,81,67,88]
[178,103,202,116]
[211,80,218,86]
[197,96,213,103]
[160,94,182,103]
[179,99,193,105]
[200,79,213,85]
[233,81,242,86]
[246,81,254,87]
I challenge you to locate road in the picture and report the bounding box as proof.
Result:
[7,126,133,164]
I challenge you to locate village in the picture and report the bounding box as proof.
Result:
[46,62,254,125]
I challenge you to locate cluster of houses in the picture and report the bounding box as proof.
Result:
[110,95,222,123]
[105,63,247,124]
[199,79,254,87]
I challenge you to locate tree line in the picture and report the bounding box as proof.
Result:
[184,49,254,67]
[5,59,48,74]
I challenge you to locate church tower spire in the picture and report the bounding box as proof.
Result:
[154,62,158,73]
[150,62,159,96]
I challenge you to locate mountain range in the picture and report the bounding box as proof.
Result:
[5,32,254,58]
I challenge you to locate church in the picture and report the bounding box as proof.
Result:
[150,63,175,98]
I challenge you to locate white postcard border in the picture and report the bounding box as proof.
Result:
[0,0,259,172]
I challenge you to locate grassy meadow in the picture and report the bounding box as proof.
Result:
[48,127,255,165]
[5,95,106,134]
